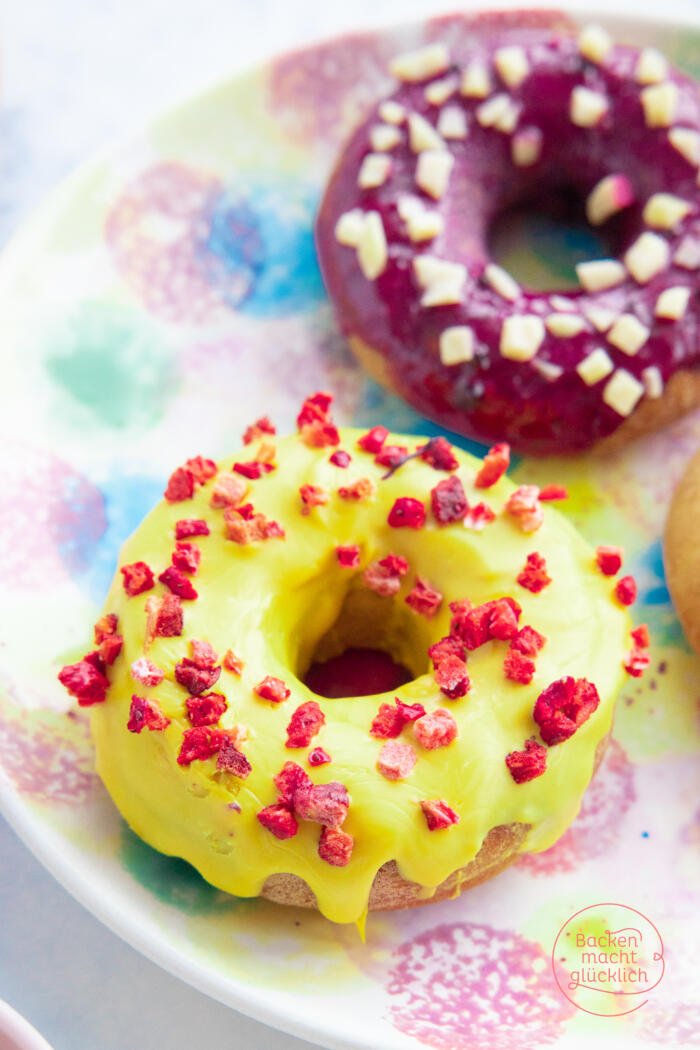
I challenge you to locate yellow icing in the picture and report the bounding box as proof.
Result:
[90,428,630,924]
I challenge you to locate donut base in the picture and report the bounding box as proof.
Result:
[664,446,700,655]
[347,334,700,456]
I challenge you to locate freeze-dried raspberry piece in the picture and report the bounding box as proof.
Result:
[510,625,546,657]
[294,781,349,828]
[58,658,109,706]
[190,639,218,667]
[186,691,227,727]
[171,542,201,575]
[274,761,312,804]
[222,649,244,675]
[243,415,276,444]
[370,697,426,738]
[308,747,331,766]
[94,613,118,644]
[130,657,165,687]
[475,443,510,488]
[210,472,248,509]
[451,598,521,650]
[624,647,651,677]
[257,804,298,839]
[376,444,408,469]
[539,485,568,501]
[318,826,353,866]
[431,475,468,525]
[405,577,443,618]
[420,799,460,830]
[286,700,326,748]
[329,449,351,468]
[185,456,217,485]
[419,437,459,472]
[377,740,417,780]
[338,477,375,501]
[534,677,600,745]
[504,648,535,685]
[463,502,496,530]
[596,545,623,576]
[177,725,225,765]
[505,486,544,533]
[297,391,340,448]
[164,466,194,502]
[414,709,458,750]
[299,484,329,514]
[358,426,389,453]
[224,507,285,544]
[158,566,198,600]
[233,460,275,480]
[429,635,466,664]
[120,561,155,596]
[216,736,252,779]
[254,675,290,703]
[363,552,409,596]
[388,497,426,528]
[433,654,471,699]
[505,738,547,783]
[127,694,170,733]
[175,518,210,539]
[488,598,520,640]
[145,594,183,639]
[175,658,221,696]
[336,545,360,568]
[297,390,333,425]
[631,624,650,648]
[615,575,637,606]
[99,633,123,666]
[517,552,551,593]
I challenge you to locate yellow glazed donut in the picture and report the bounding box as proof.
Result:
[58,393,643,925]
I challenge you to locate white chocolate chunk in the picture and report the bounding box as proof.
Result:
[415,150,454,200]
[551,295,576,312]
[335,209,366,247]
[624,231,671,283]
[437,105,467,139]
[642,365,664,398]
[408,112,446,152]
[586,174,635,226]
[641,82,678,128]
[499,315,545,361]
[577,347,614,385]
[583,305,617,332]
[655,285,691,319]
[494,99,521,134]
[668,127,700,166]
[358,153,392,189]
[576,258,626,292]
[460,60,493,98]
[403,205,444,242]
[603,369,645,416]
[635,48,669,85]
[578,24,613,65]
[390,44,450,83]
[484,263,520,302]
[511,126,543,167]
[439,325,475,365]
[570,86,609,127]
[370,124,401,152]
[425,75,458,106]
[532,358,564,381]
[357,212,388,279]
[674,235,700,270]
[476,93,515,129]
[494,45,530,88]
[413,255,467,306]
[607,313,650,356]
[379,101,406,125]
[545,313,586,337]
[643,193,692,230]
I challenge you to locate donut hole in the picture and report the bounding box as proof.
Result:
[298,583,431,699]
[488,184,617,292]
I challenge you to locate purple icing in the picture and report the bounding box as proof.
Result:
[316,30,700,453]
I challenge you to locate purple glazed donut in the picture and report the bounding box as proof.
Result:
[316,24,700,454]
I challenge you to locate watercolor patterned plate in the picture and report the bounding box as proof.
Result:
[2,7,700,1049]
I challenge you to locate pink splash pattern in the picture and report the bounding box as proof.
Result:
[0,443,105,589]
[0,707,97,805]
[517,739,635,874]
[105,163,241,325]
[387,921,574,1049]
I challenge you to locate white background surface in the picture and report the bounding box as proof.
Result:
[0,1,698,1048]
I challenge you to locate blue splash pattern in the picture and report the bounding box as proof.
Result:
[203,181,324,317]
